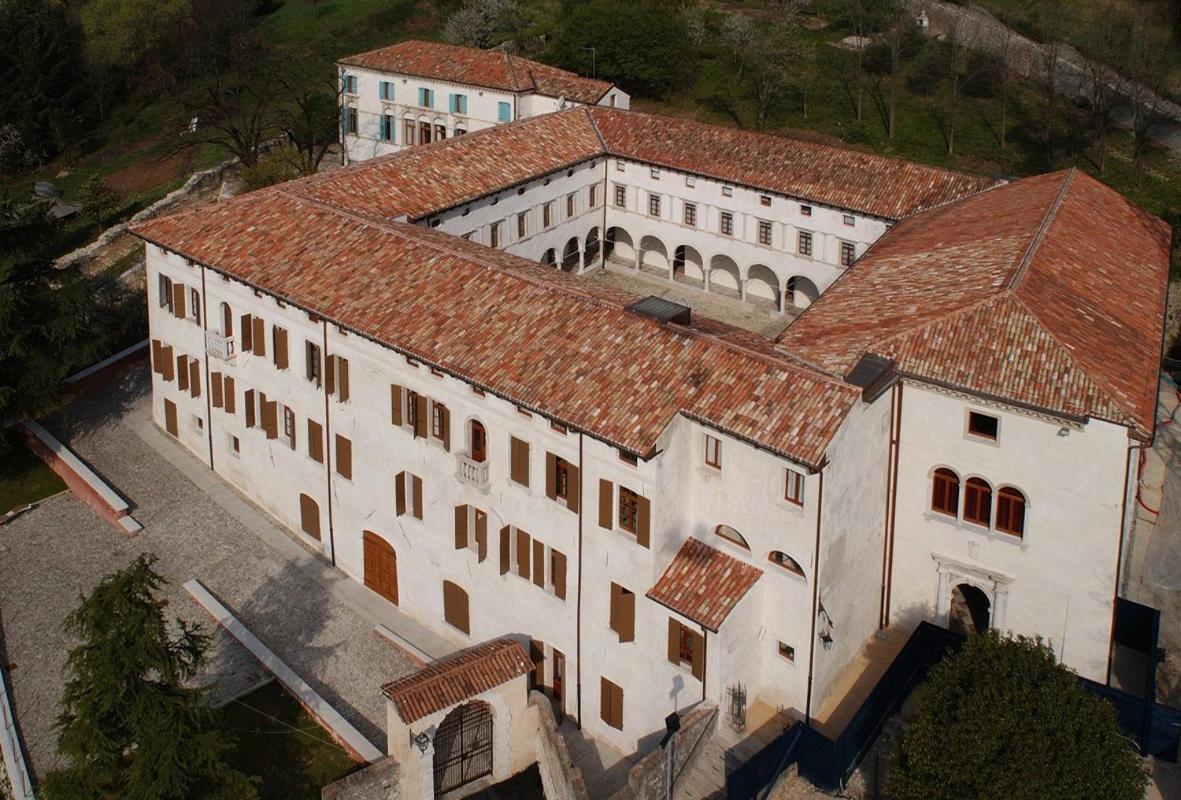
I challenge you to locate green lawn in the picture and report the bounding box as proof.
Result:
[0,432,65,515]
[217,681,362,799]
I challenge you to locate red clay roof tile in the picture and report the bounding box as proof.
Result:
[646,538,763,632]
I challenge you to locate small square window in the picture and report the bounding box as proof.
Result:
[843,214,855,226]
[229,434,240,456]
[618,450,638,466]
[968,411,999,441]
[192,414,204,432]
[685,176,696,188]
[650,167,660,179]
[616,161,625,172]
[760,195,772,206]
[785,468,804,505]
[800,204,812,217]
[722,185,733,197]
[550,420,568,435]
[778,642,795,662]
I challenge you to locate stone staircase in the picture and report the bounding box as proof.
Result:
[673,709,788,800]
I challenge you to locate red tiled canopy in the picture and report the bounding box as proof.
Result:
[647,538,763,632]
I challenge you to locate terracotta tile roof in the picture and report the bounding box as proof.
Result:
[381,638,532,724]
[777,169,1171,438]
[131,187,859,468]
[646,538,763,632]
[588,108,1000,220]
[338,39,613,104]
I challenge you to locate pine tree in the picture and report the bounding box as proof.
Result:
[41,555,258,800]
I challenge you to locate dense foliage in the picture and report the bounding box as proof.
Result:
[41,555,258,800]
[887,631,1148,800]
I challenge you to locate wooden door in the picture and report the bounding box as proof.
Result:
[164,399,178,437]
[299,494,321,541]
[363,531,398,605]
[470,421,486,463]
[552,649,565,717]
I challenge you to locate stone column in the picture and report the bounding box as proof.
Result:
[935,569,951,622]
[992,584,1009,630]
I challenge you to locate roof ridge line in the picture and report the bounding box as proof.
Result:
[868,293,1006,353]
[1005,168,1075,290]
[502,50,529,92]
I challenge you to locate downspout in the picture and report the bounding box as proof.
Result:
[805,469,825,723]
[322,320,337,566]
[601,158,609,269]
[880,383,903,628]
[701,626,708,703]
[576,432,585,726]
[1107,440,1138,684]
[200,266,215,471]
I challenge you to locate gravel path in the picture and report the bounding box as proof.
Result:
[0,366,419,782]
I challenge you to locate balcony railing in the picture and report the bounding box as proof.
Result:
[456,452,489,492]
[206,330,236,361]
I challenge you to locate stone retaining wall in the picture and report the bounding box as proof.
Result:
[321,756,400,800]
[530,692,588,800]
[611,702,718,800]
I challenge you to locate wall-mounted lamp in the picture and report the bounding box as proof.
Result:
[409,729,431,753]
[820,631,834,651]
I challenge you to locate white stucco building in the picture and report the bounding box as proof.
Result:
[337,39,629,164]
[132,105,1170,793]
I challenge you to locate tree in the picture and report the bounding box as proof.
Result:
[871,5,921,138]
[80,0,188,77]
[1074,1,1130,173]
[1121,5,1171,185]
[181,44,278,168]
[1033,0,1069,150]
[888,631,1147,800]
[78,175,124,229]
[941,15,978,157]
[837,0,892,122]
[548,0,690,98]
[442,0,525,49]
[41,555,257,800]
[274,76,340,176]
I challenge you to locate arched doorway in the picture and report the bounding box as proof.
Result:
[561,237,581,272]
[638,235,669,277]
[584,227,601,265]
[673,245,704,286]
[433,701,493,795]
[949,583,990,635]
[220,302,233,336]
[362,531,398,605]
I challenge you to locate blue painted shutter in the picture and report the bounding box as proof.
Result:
[498,102,511,123]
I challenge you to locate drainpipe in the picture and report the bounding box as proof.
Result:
[576,432,585,726]
[322,320,337,566]
[1107,440,1138,684]
[880,383,903,629]
[805,469,825,723]
[199,266,215,471]
[601,159,609,269]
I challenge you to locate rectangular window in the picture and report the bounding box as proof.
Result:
[566,193,575,218]
[614,185,626,208]
[490,222,501,249]
[545,453,579,511]
[760,195,772,206]
[395,472,424,519]
[272,325,288,370]
[667,618,705,680]
[305,341,321,386]
[704,434,721,469]
[618,487,639,533]
[189,287,201,321]
[418,87,433,108]
[600,678,624,730]
[345,107,358,135]
[517,212,527,239]
[649,167,659,179]
[785,468,804,505]
[843,214,856,226]
[510,437,530,486]
[498,101,511,123]
[609,583,635,642]
[379,114,394,142]
[758,220,772,246]
[543,203,553,228]
[722,185,733,197]
[284,406,296,450]
[800,204,812,217]
[840,241,856,267]
[589,185,598,207]
[344,74,357,94]
[968,411,999,441]
[403,119,417,146]
[778,642,795,662]
[308,419,324,463]
[719,211,733,236]
[683,203,696,227]
[434,123,446,141]
[379,81,392,101]
[648,193,661,217]
[158,274,173,310]
[554,459,569,500]
[551,550,567,599]
[450,93,467,114]
[335,434,352,479]
[798,231,813,257]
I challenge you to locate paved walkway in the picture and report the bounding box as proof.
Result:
[0,366,451,782]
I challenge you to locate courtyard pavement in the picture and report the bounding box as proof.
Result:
[0,365,437,782]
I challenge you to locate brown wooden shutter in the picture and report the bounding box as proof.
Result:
[286,408,297,450]
[454,505,468,549]
[443,581,469,635]
[475,513,488,562]
[516,529,530,580]
[188,359,200,398]
[532,540,545,588]
[151,339,162,374]
[164,399,179,436]
[245,389,256,428]
[691,629,705,681]
[172,283,186,318]
[552,550,567,600]
[262,399,278,439]
[600,679,611,726]
[390,385,403,425]
[274,327,289,369]
[325,354,336,395]
[499,526,511,574]
[412,475,423,519]
[224,376,236,413]
[612,682,623,729]
[335,435,352,479]
[619,588,634,643]
[566,463,580,512]
[338,357,350,402]
[240,314,253,351]
[161,346,174,381]
[510,437,529,486]
[413,395,428,438]
[305,342,317,382]
[176,355,189,391]
[599,480,614,529]
[191,289,200,325]
[545,453,556,499]
[251,316,266,357]
[395,473,406,515]
[636,495,651,549]
[211,372,223,408]
[440,405,451,452]
[668,618,680,664]
[300,493,321,540]
[308,419,323,463]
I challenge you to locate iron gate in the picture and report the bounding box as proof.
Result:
[433,701,493,796]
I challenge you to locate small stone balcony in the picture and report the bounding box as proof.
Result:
[456,452,489,492]
[205,330,236,361]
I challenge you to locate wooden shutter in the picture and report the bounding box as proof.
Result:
[440,404,451,452]
[532,540,545,588]
[390,384,403,425]
[599,480,614,529]
[224,377,236,413]
[600,679,623,730]
[188,359,200,398]
[510,437,529,486]
[335,435,352,479]
[443,581,470,635]
[151,339,162,374]
[619,588,634,643]
[476,512,488,562]
[530,640,545,689]
[308,419,324,463]
[413,394,428,438]
[274,327,289,369]
[164,399,178,436]
[176,355,189,391]
[172,283,186,318]
[412,475,423,519]
[691,629,705,681]
[552,550,567,600]
[636,495,651,548]
[262,399,278,439]
[300,493,321,540]
[325,355,336,395]
[611,683,623,729]
[161,346,174,381]
[211,372,223,408]
[305,342,318,382]
[516,529,530,579]
[338,357,350,402]
[251,316,266,357]
[240,314,253,351]
[395,472,406,516]
[499,526,511,574]
[245,389,256,428]
[668,618,680,664]
[545,453,556,499]
[566,463,580,512]
[454,505,468,549]
[286,408,297,450]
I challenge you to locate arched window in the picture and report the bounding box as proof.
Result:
[768,551,804,577]
[931,468,960,516]
[220,301,233,336]
[714,524,750,551]
[469,420,487,463]
[996,487,1026,537]
[964,478,992,527]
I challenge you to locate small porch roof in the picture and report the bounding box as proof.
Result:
[646,538,763,633]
